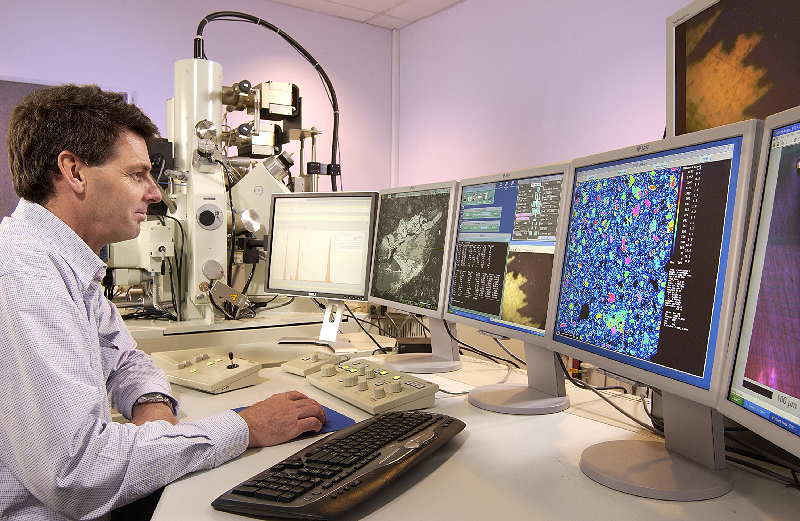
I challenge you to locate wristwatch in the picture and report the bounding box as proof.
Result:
[134,392,174,411]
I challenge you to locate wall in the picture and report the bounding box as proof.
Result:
[398,0,690,186]
[396,0,690,360]
[0,0,393,198]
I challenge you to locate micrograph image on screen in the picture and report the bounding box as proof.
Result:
[673,0,800,135]
[371,189,451,310]
[744,142,800,399]
[500,250,554,331]
[557,168,681,361]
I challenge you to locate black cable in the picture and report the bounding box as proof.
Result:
[251,294,280,309]
[380,311,399,335]
[123,308,177,321]
[725,444,786,468]
[342,302,389,354]
[559,359,630,394]
[442,320,519,368]
[194,12,340,173]
[254,295,296,312]
[359,316,394,337]
[491,337,525,366]
[160,214,185,319]
[216,159,236,287]
[240,263,257,295]
[724,430,800,474]
[408,314,431,336]
[556,354,662,436]
[166,257,180,321]
[726,456,800,489]
[209,291,235,320]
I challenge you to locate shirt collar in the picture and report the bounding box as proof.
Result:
[11,199,107,286]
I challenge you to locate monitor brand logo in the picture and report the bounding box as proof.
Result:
[636,144,650,153]
[502,173,511,179]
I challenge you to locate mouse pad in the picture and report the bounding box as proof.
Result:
[233,405,356,440]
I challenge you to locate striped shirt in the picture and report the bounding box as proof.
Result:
[0,200,248,520]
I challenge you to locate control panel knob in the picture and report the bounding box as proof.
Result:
[365,369,376,379]
[356,366,366,376]
[357,381,369,392]
[197,138,215,158]
[195,119,217,140]
[320,364,337,377]
[237,123,252,137]
[196,203,223,231]
[236,80,252,94]
[343,375,358,387]
[201,260,224,281]
[309,353,319,363]
[373,387,386,399]
[389,381,403,393]
[198,210,216,227]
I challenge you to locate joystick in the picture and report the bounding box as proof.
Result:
[227,352,239,369]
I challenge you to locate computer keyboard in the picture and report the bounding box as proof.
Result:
[212,410,465,520]
[303,358,439,414]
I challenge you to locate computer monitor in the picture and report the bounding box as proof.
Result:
[717,106,800,462]
[369,181,461,373]
[265,191,378,346]
[666,0,800,137]
[444,163,573,414]
[551,119,763,500]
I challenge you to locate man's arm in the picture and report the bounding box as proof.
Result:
[130,393,178,426]
[0,269,248,520]
[237,391,327,447]
[131,401,179,425]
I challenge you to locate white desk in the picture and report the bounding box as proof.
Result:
[151,357,798,521]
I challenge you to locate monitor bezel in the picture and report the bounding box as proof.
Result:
[716,105,800,457]
[368,180,460,320]
[264,191,378,301]
[550,119,762,408]
[443,162,573,348]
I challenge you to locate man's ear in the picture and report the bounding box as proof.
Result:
[56,150,88,195]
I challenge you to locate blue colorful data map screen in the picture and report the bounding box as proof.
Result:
[554,137,743,389]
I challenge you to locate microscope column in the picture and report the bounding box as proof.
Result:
[172,58,228,321]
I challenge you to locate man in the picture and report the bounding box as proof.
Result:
[0,84,327,520]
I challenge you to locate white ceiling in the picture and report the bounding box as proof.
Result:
[265,0,465,29]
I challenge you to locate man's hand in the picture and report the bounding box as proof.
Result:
[130,402,178,426]
[237,391,327,447]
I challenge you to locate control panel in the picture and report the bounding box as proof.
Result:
[298,358,439,414]
[152,349,261,394]
[280,352,348,376]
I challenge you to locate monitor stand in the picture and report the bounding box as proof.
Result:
[382,318,462,373]
[579,392,733,500]
[467,341,570,415]
[277,299,353,351]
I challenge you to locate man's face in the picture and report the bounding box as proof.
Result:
[81,130,161,251]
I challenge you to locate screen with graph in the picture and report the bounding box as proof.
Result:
[265,192,378,300]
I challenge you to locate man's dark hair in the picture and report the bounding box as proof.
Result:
[6,84,160,204]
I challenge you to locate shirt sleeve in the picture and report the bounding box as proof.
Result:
[95,296,178,418]
[0,268,249,520]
